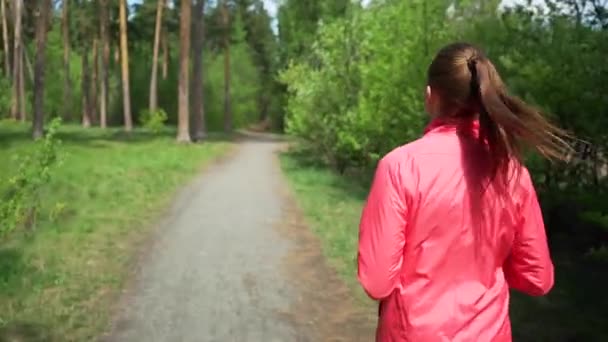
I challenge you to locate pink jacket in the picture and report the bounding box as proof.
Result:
[357,119,554,341]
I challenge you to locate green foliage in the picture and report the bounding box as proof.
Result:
[281,1,451,171]
[0,118,62,238]
[280,0,608,256]
[0,122,231,340]
[139,108,169,133]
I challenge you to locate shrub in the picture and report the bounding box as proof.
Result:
[139,108,169,133]
[0,118,63,239]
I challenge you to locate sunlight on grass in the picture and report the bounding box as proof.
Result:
[0,121,232,341]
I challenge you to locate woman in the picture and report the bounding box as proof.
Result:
[357,42,570,341]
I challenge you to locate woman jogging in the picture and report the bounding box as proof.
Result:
[357,42,571,341]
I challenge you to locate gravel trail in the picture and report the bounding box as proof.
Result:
[105,134,375,342]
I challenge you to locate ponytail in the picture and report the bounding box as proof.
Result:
[469,56,571,180]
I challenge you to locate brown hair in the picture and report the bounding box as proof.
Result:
[427,42,571,180]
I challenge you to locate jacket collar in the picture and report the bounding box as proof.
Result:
[424,117,480,136]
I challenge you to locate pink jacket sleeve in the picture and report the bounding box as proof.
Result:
[357,155,408,300]
[503,168,554,296]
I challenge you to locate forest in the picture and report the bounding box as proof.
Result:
[0,0,607,340]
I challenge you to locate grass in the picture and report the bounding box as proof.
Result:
[0,120,233,341]
[280,151,608,342]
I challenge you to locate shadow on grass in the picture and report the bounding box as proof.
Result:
[0,248,51,342]
[0,322,53,342]
[280,147,371,202]
[0,124,235,150]
[282,148,608,341]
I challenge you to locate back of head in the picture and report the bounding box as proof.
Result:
[427,42,571,181]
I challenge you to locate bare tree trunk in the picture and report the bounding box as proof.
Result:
[62,0,72,121]
[23,40,33,85]
[1,0,10,77]
[99,0,109,128]
[149,0,164,112]
[160,0,168,80]
[221,1,232,133]
[119,0,132,131]
[32,0,52,139]
[191,0,206,141]
[10,0,23,121]
[81,49,91,127]
[161,26,168,80]
[91,37,99,124]
[176,0,192,143]
[18,48,25,121]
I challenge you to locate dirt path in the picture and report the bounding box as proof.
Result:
[104,133,376,342]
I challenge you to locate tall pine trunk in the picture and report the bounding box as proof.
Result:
[1,0,10,78]
[32,0,52,139]
[81,49,91,127]
[161,27,168,80]
[61,0,72,121]
[90,37,99,124]
[176,0,191,143]
[221,1,232,133]
[191,0,206,141]
[99,0,109,128]
[149,0,164,112]
[119,0,132,131]
[10,0,23,121]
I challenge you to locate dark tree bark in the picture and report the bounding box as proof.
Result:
[176,0,192,143]
[191,0,206,141]
[32,0,52,139]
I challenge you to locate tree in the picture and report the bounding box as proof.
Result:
[32,0,52,139]
[119,0,133,131]
[149,0,164,112]
[176,0,192,142]
[62,0,72,121]
[1,0,10,77]
[191,0,206,141]
[10,0,25,121]
[90,37,99,124]
[99,0,109,128]
[221,0,232,132]
[81,48,91,127]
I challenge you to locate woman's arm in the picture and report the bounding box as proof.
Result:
[503,168,554,296]
[357,155,408,300]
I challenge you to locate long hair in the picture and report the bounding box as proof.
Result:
[427,42,572,181]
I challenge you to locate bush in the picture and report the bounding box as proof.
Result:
[139,108,169,133]
[0,118,63,239]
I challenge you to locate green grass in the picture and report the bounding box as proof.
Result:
[0,121,233,341]
[280,151,608,342]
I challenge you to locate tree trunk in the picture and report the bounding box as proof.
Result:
[161,26,168,80]
[10,0,23,121]
[176,0,191,143]
[61,0,72,121]
[191,0,206,141]
[90,37,99,124]
[99,0,109,128]
[23,40,33,85]
[149,0,164,112]
[1,0,10,78]
[221,1,232,133]
[81,49,91,127]
[60,1,74,121]
[18,47,25,121]
[32,0,52,139]
[119,0,133,131]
